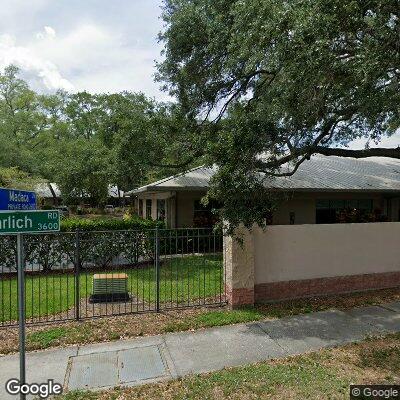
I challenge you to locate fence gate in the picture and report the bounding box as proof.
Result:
[0,228,225,327]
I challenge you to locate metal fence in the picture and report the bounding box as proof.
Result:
[0,228,225,327]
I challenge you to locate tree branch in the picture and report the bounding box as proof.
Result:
[257,146,400,178]
[147,149,204,169]
[314,146,400,159]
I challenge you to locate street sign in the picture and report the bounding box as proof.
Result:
[0,188,36,211]
[0,210,60,234]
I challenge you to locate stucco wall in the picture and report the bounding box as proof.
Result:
[223,227,255,306]
[272,196,316,224]
[176,191,207,227]
[224,229,255,290]
[253,222,400,284]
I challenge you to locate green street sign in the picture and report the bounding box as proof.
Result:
[0,210,60,234]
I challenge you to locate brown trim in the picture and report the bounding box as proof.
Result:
[255,271,400,302]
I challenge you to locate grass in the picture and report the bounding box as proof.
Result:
[0,254,223,322]
[163,308,264,332]
[26,324,110,349]
[55,332,400,400]
[130,254,223,303]
[27,327,69,347]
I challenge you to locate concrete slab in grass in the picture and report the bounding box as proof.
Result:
[164,322,286,376]
[67,351,119,390]
[345,306,400,333]
[257,309,375,355]
[67,345,171,391]
[119,346,167,384]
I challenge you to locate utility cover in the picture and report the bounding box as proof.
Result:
[67,345,168,391]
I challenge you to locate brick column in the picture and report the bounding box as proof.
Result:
[224,226,255,307]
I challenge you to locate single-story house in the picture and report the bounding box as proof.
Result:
[35,183,127,207]
[35,183,62,207]
[126,155,400,227]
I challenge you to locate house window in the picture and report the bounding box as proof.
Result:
[316,199,374,224]
[157,199,166,221]
[138,199,143,217]
[146,199,152,219]
[193,199,219,227]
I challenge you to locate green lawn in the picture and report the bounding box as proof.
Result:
[0,254,223,323]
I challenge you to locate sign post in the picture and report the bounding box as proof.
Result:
[17,233,26,400]
[0,188,60,400]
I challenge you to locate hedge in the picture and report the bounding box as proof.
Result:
[60,216,164,232]
[0,225,222,273]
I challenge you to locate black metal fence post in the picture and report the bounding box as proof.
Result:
[155,227,160,312]
[75,230,81,321]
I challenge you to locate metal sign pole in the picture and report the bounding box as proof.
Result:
[17,233,26,400]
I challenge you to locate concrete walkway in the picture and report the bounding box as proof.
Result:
[1,302,400,398]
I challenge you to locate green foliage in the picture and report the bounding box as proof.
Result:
[0,217,163,273]
[163,307,264,333]
[55,391,99,400]
[60,216,163,231]
[27,327,68,347]
[0,66,47,170]
[0,166,43,190]
[160,0,399,136]
[108,95,200,190]
[47,138,111,205]
[193,308,264,326]
[359,336,400,374]
[24,234,65,272]
[0,235,17,270]
[0,66,190,203]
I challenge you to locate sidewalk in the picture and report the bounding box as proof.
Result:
[1,302,400,398]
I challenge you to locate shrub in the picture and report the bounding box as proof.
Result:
[68,205,78,214]
[0,235,17,271]
[60,216,164,232]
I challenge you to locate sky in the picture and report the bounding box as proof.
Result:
[0,0,398,148]
[0,0,167,99]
